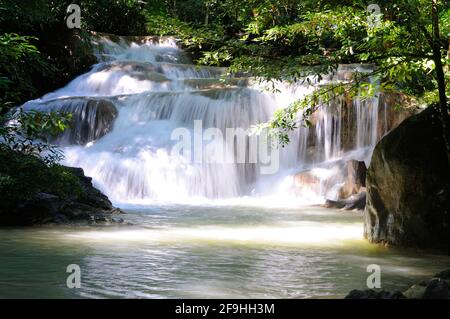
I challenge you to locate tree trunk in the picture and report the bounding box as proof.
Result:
[432,0,450,166]
[205,4,209,26]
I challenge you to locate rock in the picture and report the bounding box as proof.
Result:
[56,98,118,145]
[325,159,368,210]
[324,199,346,209]
[65,167,114,210]
[364,106,450,251]
[338,160,367,199]
[61,167,125,224]
[92,213,108,223]
[348,268,450,299]
[24,97,118,146]
[18,193,64,224]
[434,269,450,280]
[345,289,405,299]
[344,191,366,210]
[403,284,427,299]
[1,166,124,225]
[294,171,321,193]
[325,190,366,210]
[423,278,449,299]
[53,213,69,224]
[112,217,124,224]
[293,163,345,196]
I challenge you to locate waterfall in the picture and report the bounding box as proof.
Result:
[22,36,384,206]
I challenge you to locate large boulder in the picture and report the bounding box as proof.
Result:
[364,106,450,251]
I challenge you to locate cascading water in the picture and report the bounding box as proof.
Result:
[23,36,383,206]
[7,36,450,299]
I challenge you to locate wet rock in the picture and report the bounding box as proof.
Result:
[112,217,125,224]
[343,191,366,210]
[1,165,124,226]
[423,278,449,299]
[364,106,450,251]
[434,269,450,280]
[17,193,64,224]
[324,199,346,209]
[403,284,427,299]
[345,289,405,299]
[338,160,367,199]
[65,167,125,212]
[92,213,108,223]
[339,91,418,152]
[325,190,366,211]
[24,97,119,146]
[293,164,342,196]
[294,171,320,190]
[57,98,118,145]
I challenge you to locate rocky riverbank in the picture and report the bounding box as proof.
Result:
[0,148,124,226]
[346,269,450,299]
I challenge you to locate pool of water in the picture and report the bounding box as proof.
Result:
[0,204,448,298]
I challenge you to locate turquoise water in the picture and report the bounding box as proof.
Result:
[0,205,448,298]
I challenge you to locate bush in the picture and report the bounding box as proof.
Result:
[0,147,83,211]
[0,33,53,109]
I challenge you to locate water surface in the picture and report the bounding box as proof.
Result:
[0,205,448,298]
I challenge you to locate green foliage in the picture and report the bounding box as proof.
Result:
[0,109,72,165]
[0,33,52,109]
[174,0,448,145]
[0,0,148,110]
[0,0,448,149]
[0,147,83,210]
[82,0,147,35]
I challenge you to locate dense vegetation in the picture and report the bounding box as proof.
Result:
[1,0,447,142]
[0,1,448,211]
[0,147,83,214]
[144,0,449,153]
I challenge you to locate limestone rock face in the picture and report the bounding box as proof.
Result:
[364,106,450,251]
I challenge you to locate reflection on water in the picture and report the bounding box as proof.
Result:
[0,205,448,298]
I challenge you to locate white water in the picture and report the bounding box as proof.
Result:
[23,36,382,206]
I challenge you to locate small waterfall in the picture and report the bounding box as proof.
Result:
[22,36,386,205]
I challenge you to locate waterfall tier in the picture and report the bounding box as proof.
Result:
[22,35,414,205]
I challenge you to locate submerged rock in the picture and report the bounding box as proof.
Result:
[364,106,450,251]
